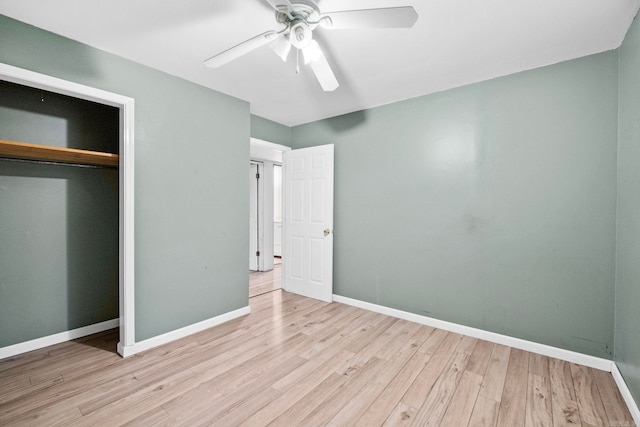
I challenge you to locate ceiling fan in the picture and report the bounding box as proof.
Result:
[204,0,418,92]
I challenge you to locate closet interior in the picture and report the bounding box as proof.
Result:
[0,79,120,349]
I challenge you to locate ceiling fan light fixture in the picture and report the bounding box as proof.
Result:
[290,21,312,49]
[204,0,419,93]
[302,39,322,64]
[270,35,291,62]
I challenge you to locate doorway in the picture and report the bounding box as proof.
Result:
[249,138,290,297]
[248,140,335,302]
[249,162,284,297]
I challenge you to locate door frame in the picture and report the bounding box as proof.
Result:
[250,137,290,275]
[249,161,262,271]
[0,62,136,357]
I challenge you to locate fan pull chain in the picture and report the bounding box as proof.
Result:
[296,48,300,74]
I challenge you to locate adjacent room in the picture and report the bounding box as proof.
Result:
[1,0,639,425]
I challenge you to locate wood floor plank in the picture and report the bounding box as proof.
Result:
[173,355,305,426]
[51,346,120,381]
[249,264,281,298]
[0,289,634,427]
[1,343,114,392]
[0,349,51,375]
[549,358,582,427]
[480,344,512,402]
[339,316,400,368]
[10,405,83,427]
[591,367,634,426]
[268,373,347,426]
[272,348,354,393]
[375,321,422,361]
[525,373,553,427]
[248,288,296,313]
[304,304,370,340]
[469,395,501,427]
[159,371,226,422]
[354,350,431,427]
[247,299,327,338]
[122,406,170,427]
[209,333,312,395]
[401,332,463,409]
[206,387,282,427]
[67,368,198,426]
[0,374,64,406]
[570,363,611,427]
[411,324,436,343]
[458,335,480,356]
[529,353,551,378]
[418,327,448,355]
[0,376,32,402]
[300,303,360,336]
[298,357,387,426]
[440,370,484,426]
[382,402,419,427]
[411,349,472,426]
[297,310,382,360]
[237,349,355,427]
[327,339,421,426]
[20,371,193,426]
[77,373,141,415]
[467,340,496,376]
[496,348,530,427]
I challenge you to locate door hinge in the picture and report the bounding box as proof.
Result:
[256,172,260,179]
[256,251,260,257]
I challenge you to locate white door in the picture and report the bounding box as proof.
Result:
[283,144,334,302]
[249,163,259,271]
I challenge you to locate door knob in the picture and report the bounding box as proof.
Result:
[324,228,332,236]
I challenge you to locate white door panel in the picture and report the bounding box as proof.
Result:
[283,144,334,302]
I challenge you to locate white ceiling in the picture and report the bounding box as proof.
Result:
[1,0,638,126]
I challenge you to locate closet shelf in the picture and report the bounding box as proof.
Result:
[0,139,119,168]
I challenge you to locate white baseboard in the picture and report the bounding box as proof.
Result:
[332,295,613,372]
[612,363,640,426]
[0,319,119,360]
[118,305,251,357]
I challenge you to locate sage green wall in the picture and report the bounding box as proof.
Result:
[251,114,292,147]
[0,15,250,343]
[616,14,640,403]
[0,81,119,347]
[292,52,619,358]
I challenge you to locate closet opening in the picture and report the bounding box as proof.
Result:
[0,63,135,359]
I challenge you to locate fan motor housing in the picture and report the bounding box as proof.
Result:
[275,0,321,25]
[275,1,321,49]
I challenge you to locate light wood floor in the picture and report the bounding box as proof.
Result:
[249,260,281,298]
[0,290,634,426]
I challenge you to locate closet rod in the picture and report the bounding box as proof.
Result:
[0,139,119,168]
[0,157,108,169]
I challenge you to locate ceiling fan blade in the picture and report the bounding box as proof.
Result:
[205,30,279,68]
[322,6,418,29]
[309,51,339,92]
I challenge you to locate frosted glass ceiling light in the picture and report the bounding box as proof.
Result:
[270,35,291,62]
[303,39,322,64]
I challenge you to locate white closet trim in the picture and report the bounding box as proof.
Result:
[0,62,136,357]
